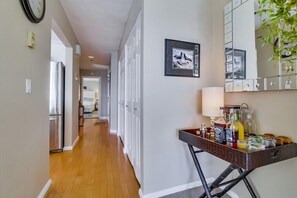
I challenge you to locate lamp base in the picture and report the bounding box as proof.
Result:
[210,116,216,131]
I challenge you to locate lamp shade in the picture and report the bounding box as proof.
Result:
[202,87,224,117]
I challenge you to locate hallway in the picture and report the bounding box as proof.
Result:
[46,119,140,198]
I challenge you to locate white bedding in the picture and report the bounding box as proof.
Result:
[83,97,96,113]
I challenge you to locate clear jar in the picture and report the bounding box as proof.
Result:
[244,109,256,137]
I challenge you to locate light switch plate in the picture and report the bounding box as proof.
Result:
[27,32,36,48]
[26,79,32,93]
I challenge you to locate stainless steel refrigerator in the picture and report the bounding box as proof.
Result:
[49,61,65,153]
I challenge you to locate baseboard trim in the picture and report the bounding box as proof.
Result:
[139,178,214,198]
[63,136,80,151]
[219,185,239,198]
[37,179,52,198]
[138,177,239,198]
[100,116,108,120]
[72,136,80,149]
[110,130,117,134]
[63,146,72,151]
[123,147,127,154]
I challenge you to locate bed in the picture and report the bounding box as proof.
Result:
[83,91,97,113]
[83,97,96,113]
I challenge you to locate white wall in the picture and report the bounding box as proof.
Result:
[83,78,100,99]
[213,1,297,197]
[0,0,79,197]
[142,0,214,195]
[51,43,66,64]
[110,52,118,132]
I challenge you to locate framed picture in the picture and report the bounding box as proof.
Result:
[225,48,246,79]
[165,39,200,78]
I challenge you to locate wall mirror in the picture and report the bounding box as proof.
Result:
[224,0,297,92]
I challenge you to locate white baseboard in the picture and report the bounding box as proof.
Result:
[123,147,127,154]
[138,177,239,198]
[72,136,80,149]
[139,178,214,198]
[110,130,117,134]
[219,185,239,198]
[63,136,80,151]
[100,116,108,120]
[37,179,52,198]
[225,189,239,198]
[63,146,72,151]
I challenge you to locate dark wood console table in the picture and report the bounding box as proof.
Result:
[179,129,297,198]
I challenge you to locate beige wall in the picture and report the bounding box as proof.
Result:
[0,0,79,197]
[212,0,297,197]
[142,0,214,195]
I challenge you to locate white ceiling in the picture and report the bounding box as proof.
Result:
[60,0,133,70]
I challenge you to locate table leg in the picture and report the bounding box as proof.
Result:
[199,164,237,198]
[187,144,257,198]
[188,145,212,198]
[216,169,254,197]
[238,168,257,198]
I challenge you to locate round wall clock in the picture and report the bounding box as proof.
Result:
[20,0,46,23]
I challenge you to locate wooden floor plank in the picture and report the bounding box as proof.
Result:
[46,119,140,198]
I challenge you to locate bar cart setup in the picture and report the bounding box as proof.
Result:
[179,129,297,198]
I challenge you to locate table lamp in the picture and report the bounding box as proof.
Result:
[202,87,224,127]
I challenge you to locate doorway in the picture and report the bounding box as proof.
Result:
[49,30,66,153]
[50,19,77,152]
[82,77,101,119]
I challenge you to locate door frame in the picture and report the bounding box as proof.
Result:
[81,76,101,117]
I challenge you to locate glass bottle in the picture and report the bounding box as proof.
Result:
[215,107,226,124]
[214,107,227,144]
[244,109,256,137]
[234,112,244,140]
[239,103,249,124]
[226,113,238,148]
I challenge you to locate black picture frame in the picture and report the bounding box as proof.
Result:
[225,48,246,79]
[165,39,200,78]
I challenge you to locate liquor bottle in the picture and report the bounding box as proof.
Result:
[214,107,227,144]
[226,112,238,148]
[234,112,244,140]
[244,109,256,137]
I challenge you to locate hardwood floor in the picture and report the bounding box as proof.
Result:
[46,119,140,198]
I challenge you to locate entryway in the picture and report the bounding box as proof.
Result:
[81,77,101,119]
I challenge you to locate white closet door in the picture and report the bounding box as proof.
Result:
[124,12,142,183]
[133,14,142,182]
[125,42,133,162]
[118,51,126,146]
[131,35,137,166]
